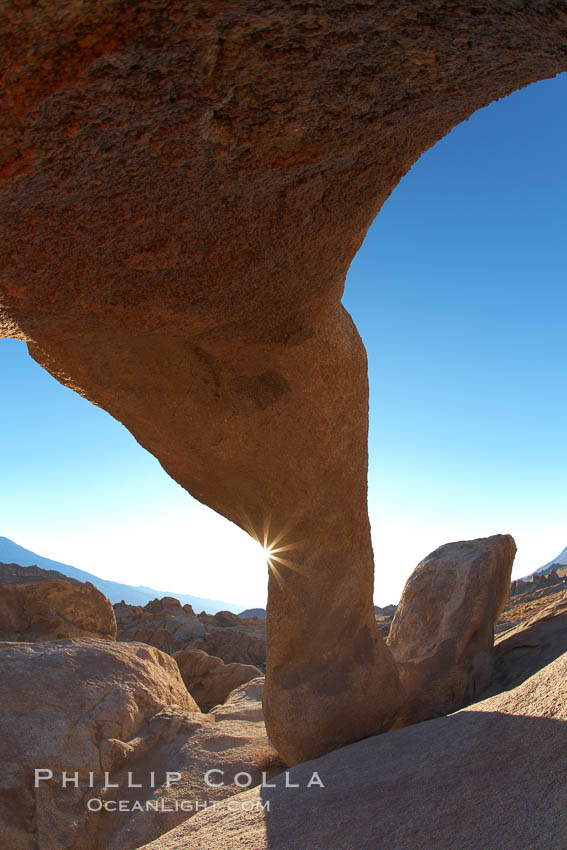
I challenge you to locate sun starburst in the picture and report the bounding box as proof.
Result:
[237,509,306,584]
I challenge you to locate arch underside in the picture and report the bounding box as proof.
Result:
[1,1,566,764]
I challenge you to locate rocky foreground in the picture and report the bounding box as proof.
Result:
[0,638,278,850]
[141,652,567,850]
[143,584,567,849]
[1,536,566,849]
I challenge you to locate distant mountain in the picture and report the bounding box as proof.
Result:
[374,604,397,616]
[238,608,266,619]
[0,536,242,613]
[532,545,567,577]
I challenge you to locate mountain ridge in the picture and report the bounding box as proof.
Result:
[530,545,567,577]
[0,536,242,613]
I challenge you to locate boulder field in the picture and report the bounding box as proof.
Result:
[190,628,266,668]
[114,597,206,654]
[114,597,267,666]
[2,0,567,763]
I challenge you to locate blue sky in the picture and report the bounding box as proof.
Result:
[1,73,566,605]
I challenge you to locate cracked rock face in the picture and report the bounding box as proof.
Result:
[1,2,566,764]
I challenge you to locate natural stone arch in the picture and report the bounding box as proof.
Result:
[1,2,566,765]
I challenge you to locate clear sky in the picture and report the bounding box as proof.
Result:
[1,73,566,606]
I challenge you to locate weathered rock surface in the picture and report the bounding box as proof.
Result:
[489,590,567,696]
[210,677,266,723]
[0,561,82,586]
[2,2,566,762]
[388,534,516,725]
[96,686,282,850]
[0,563,116,640]
[0,638,197,850]
[190,628,267,668]
[174,647,262,712]
[140,652,567,850]
[115,597,205,653]
[0,638,281,850]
